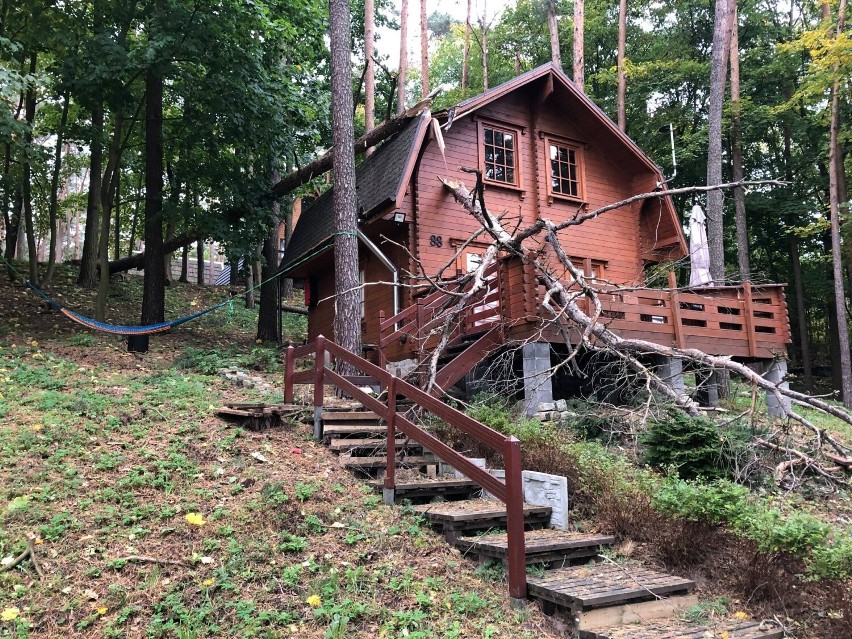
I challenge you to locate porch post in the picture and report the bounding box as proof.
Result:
[763,357,790,417]
[695,369,719,408]
[655,356,686,400]
[522,343,554,417]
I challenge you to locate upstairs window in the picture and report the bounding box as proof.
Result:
[546,137,585,201]
[481,124,520,187]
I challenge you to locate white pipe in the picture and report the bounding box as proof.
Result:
[356,229,400,317]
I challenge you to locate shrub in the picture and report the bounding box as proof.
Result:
[173,348,229,375]
[642,409,726,479]
[652,478,750,527]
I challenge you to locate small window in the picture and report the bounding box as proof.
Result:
[546,137,585,201]
[481,124,520,187]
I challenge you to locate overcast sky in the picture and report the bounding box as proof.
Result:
[375,0,506,69]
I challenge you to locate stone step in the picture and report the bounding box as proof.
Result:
[579,619,784,639]
[328,437,423,452]
[528,563,695,629]
[321,411,380,422]
[367,477,482,501]
[413,499,552,542]
[455,529,615,565]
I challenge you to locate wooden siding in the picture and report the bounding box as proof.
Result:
[413,87,655,288]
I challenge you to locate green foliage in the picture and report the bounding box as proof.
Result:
[642,410,726,480]
[653,478,750,526]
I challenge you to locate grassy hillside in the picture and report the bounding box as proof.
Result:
[0,268,558,638]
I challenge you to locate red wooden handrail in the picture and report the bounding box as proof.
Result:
[283,335,527,603]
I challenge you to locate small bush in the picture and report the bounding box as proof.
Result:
[642,409,726,479]
[173,348,229,375]
[652,478,750,526]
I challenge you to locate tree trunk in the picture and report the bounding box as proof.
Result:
[257,172,282,342]
[4,191,22,279]
[330,0,362,366]
[789,234,813,390]
[828,0,851,407]
[547,0,561,69]
[96,111,125,320]
[44,92,70,286]
[462,0,471,96]
[79,102,103,288]
[616,0,627,131]
[113,168,121,259]
[705,0,735,284]
[22,51,39,284]
[282,198,297,299]
[573,0,584,90]
[420,0,429,97]
[729,6,749,281]
[128,169,141,256]
[196,239,204,285]
[481,3,489,91]
[244,263,254,309]
[141,64,166,325]
[397,0,408,115]
[179,245,189,282]
[364,0,376,154]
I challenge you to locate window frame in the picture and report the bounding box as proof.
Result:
[477,119,524,192]
[544,135,587,204]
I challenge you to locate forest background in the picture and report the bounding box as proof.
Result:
[1,0,851,394]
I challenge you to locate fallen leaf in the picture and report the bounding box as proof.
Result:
[185,513,206,526]
[251,451,270,463]
[330,522,346,529]
[83,589,99,601]
[733,611,748,621]
[96,607,108,615]
[1,556,14,566]
[200,556,214,565]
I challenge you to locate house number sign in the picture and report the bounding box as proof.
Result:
[429,235,443,247]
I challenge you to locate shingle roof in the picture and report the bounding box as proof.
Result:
[279,111,430,274]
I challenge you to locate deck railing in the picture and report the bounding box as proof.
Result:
[283,335,527,603]
[377,262,504,365]
[560,272,791,357]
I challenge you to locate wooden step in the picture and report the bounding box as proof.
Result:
[321,411,380,422]
[527,564,695,617]
[322,424,386,438]
[455,529,615,565]
[413,499,552,542]
[367,477,481,501]
[328,437,422,452]
[579,619,784,639]
[339,454,434,469]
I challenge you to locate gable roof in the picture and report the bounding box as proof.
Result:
[279,111,431,274]
[282,64,686,274]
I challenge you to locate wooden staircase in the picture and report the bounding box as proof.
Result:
[318,405,786,639]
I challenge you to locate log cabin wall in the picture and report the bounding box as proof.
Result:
[411,82,666,328]
[306,225,408,363]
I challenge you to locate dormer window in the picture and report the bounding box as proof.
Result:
[478,121,522,189]
[546,136,586,202]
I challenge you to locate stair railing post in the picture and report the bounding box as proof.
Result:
[504,435,527,606]
[313,336,326,440]
[383,375,397,505]
[378,310,387,392]
[284,345,295,404]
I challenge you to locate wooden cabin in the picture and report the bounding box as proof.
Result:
[280,63,791,411]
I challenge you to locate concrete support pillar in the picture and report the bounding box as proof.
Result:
[522,343,554,416]
[656,356,686,399]
[695,369,719,407]
[764,358,790,417]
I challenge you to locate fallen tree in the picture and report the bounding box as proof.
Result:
[429,169,852,487]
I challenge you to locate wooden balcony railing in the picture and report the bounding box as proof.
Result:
[550,271,791,358]
[378,262,504,364]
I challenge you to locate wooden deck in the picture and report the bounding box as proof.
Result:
[527,564,695,610]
